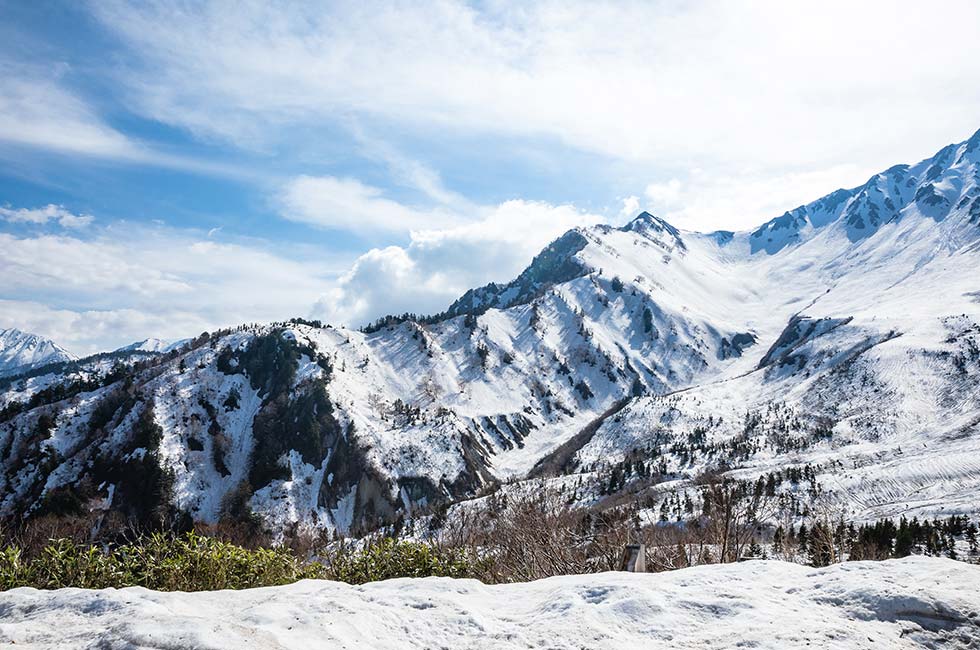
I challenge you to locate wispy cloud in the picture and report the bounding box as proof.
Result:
[89,1,980,172]
[348,126,474,210]
[0,63,265,181]
[0,204,93,228]
[278,175,460,234]
[0,66,139,159]
[5,1,980,354]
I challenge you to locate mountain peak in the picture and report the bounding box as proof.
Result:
[959,127,980,161]
[117,338,179,353]
[749,126,980,254]
[621,211,671,232]
[444,228,589,318]
[617,211,686,252]
[0,328,76,378]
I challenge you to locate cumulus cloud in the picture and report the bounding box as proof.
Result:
[8,1,980,351]
[0,197,608,352]
[312,199,606,325]
[0,204,94,228]
[619,196,640,219]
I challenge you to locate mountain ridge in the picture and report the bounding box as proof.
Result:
[0,328,76,379]
[1,128,979,538]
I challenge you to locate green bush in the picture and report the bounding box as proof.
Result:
[0,533,326,591]
[0,534,483,591]
[326,538,481,584]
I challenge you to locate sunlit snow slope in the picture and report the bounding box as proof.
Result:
[0,329,75,378]
[1,130,979,535]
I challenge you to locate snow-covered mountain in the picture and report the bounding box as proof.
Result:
[0,328,75,378]
[116,338,187,354]
[1,129,979,537]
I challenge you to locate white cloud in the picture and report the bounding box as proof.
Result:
[619,196,640,219]
[0,198,605,351]
[640,164,875,232]
[90,0,980,173]
[0,224,343,355]
[0,63,265,181]
[0,67,139,159]
[279,175,460,233]
[644,180,684,209]
[349,128,474,210]
[313,199,606,325]
[80,0,980,235]
[7,1,980,351]
[0,299,208,360]
[0,204,94,228]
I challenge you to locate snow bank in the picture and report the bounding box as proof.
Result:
[1,557,977,649]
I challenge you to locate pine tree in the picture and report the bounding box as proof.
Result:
[772,526,785,555]
[808,522,833,567]
[966,522,978,554]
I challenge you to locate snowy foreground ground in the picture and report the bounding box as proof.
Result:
[1,557,978,649]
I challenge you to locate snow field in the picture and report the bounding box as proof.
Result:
[0,557,977,649]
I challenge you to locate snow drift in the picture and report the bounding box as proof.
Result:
[0,556,976,649]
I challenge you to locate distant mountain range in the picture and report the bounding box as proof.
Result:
[0,332,188,378]
[1,128,979,537]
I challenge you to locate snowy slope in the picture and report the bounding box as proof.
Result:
[1,557,977,649]
[115,338,186,353]
[1,129,979,535]
[0,329,75,378]
[563,131,980,523]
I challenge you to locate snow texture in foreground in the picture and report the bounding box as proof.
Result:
[1,557,978,649]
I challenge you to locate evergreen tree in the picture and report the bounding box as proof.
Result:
[772,526,785,555]
[809,522,833,567]
[642,307,653,333]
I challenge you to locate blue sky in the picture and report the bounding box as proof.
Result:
[2,0,980,355]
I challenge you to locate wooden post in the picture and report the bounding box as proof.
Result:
[619,543,647,572]
[620,515,646,572]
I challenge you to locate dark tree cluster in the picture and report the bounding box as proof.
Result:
[773,514,978,566]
